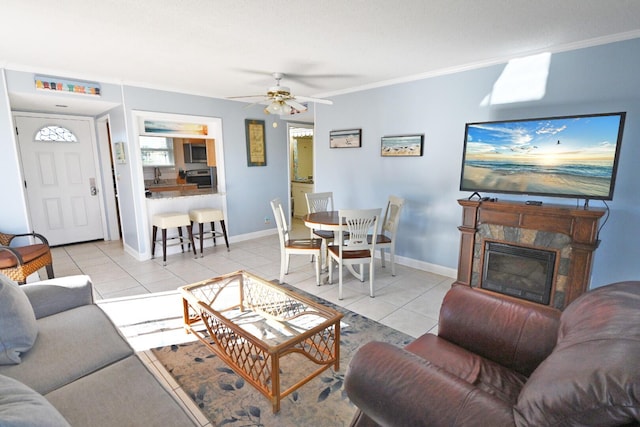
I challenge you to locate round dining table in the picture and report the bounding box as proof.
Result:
[303,211,342,232]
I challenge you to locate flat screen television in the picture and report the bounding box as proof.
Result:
[459,112,626,201]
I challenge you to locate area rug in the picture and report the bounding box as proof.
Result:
[152,283,413,427]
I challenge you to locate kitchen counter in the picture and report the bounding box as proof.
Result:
[145,187,219,199]
[147,183,198,193]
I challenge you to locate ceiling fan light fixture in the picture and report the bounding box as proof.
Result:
[265,101,288,114]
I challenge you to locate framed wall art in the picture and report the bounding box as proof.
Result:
[330,129,362,148]
[381,134,424,157]
[245,119,267,166]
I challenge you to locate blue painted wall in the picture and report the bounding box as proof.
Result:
[1,38,639,287]
[315,38,640,287]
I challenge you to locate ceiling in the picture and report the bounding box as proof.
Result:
[2,0,640,115]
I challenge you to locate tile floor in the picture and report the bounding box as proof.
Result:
[47,218,455,426]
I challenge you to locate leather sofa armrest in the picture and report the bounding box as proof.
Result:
[438,285,561,376]
[345,341,515,427]
[21,275,94,319]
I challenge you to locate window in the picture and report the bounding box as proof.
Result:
[140,136,175,166]
[35,125,78,142]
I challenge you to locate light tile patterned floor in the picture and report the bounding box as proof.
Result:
[48,219,455,426]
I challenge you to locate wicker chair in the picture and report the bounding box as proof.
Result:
[0,231,54,284]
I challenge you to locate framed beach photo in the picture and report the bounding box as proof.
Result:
[381,134,424,157]
[330,129,362,148]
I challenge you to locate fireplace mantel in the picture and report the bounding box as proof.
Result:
[456,199,606,309]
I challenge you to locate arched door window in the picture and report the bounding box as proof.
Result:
[35,125,78,142]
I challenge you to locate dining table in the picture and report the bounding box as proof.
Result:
[303,210,342,233]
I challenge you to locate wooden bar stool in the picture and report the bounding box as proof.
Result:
[188,208,229,257]
[151,212,197,266]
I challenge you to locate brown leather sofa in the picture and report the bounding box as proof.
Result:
[344,282,640,426]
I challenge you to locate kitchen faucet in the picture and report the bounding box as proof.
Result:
[153,167,161,184]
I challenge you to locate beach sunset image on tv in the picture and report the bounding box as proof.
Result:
[460,112,625,200]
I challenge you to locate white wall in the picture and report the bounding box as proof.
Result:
[0,70,29,233]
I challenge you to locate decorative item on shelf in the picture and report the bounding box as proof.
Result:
[35,75,101,96]
[330,129,362,148]
[245,119,266,167]
[381,134,424,157]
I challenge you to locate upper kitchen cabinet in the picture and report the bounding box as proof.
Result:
[206,139,216,166]
[140,136,175,166]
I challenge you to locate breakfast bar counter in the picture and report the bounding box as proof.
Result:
[145,190,227,259]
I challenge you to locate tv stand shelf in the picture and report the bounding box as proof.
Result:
[456,199,606,309]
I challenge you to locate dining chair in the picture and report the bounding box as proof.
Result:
[270,198,323,285]
[0,231,54,284]
[368,195,405,276]
[305,191,336,266]
[305,191,336,238]
[328,208,381,300]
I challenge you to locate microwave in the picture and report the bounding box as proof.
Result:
[183,143,207,163]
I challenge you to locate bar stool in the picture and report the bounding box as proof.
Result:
[151,212,197,266]
[188,208,230,257]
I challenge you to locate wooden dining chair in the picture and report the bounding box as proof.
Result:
[305,192,336,266]
[368,195,405,276]
[305,191,335,239]
[328,208,381,300]
[270,198,323,285]
[0,231,54,284]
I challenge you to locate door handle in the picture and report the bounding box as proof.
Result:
[90,178,98,196]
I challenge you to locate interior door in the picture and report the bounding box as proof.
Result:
[15,114,104,246]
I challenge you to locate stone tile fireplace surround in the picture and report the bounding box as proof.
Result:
[456,199,606,309]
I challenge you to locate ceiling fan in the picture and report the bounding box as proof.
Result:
[228,72,333,115]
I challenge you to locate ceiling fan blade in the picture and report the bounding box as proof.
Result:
[284,99,308,112]
[242,100,270,109]
[295,95,333,105]
[227,95,267,100]
[284,72,358,89]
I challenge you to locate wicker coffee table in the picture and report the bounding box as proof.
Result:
[180,270,343,412]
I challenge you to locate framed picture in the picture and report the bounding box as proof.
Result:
[330,129,362,148]
[381,134,424,157]
[245,119,266,166]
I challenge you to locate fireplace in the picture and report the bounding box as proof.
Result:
[456,199,605,309]
[481,242,555,305]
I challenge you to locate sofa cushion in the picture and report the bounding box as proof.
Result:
[0,373,70,427]
[0,274,38,365]
[45,355,196,427]
[0,304,133,394]
[21,275,94,319]
[516,281,640,426]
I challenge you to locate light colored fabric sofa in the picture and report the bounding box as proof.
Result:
[0,274,197,426]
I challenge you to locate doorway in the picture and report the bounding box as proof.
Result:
[288,124,314,219]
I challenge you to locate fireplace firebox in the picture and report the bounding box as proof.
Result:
[481,242,555,304]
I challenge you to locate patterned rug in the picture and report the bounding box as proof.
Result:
[152,283,413,427]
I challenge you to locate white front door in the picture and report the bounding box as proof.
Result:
[15,114,104,246]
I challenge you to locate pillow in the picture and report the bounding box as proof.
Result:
[0,374,70,426]
[0,274,38,364]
